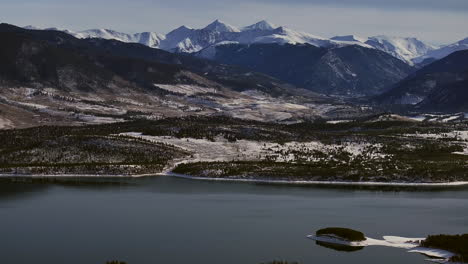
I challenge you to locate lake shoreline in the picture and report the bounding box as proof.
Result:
[2,172,467,187]
[167,172,468,187]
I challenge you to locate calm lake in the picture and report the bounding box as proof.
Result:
[1,176,468,264]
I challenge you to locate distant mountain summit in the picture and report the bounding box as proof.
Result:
[242,20,276,31]
[203,19,240,33]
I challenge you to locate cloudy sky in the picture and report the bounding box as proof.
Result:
[2,0,467,44]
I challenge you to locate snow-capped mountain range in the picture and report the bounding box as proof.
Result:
[25,20,467,65]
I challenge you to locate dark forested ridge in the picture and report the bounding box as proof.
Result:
[376,50,468,112]
[200,43,413,96]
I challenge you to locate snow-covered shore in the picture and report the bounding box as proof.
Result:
[1,171,468,187]
[167,172,468,187]
[0,173,159,178]
[1,171,467,188]
[308,235,457,263]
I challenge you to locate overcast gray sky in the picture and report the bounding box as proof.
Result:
[2,0,467,44]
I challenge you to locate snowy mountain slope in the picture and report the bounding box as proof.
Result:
[203,19,240,33]
[242,20,276,31]
[414,37,468,63]
[252,26,334,47]
[25,26,166,48]
[331,35,368,43]
[330,35,373,49]
[364,36,436,65]
[73,29,166,48]
[158,20,241,53]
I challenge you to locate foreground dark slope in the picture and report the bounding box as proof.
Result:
[198,43,413,96]
[0,25,214,92]
[376,50,468,112]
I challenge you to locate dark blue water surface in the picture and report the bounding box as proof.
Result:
[1,177,467,264]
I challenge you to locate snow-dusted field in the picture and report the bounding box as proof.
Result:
[403,130,468,155]
[120,132,388,171]
[120,132,271,169]
[404,131,468,141]
[0,117,13,129]
[154,84,218,96]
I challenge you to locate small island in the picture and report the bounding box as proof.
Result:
[310,227,468,263]
[315,227,366,242]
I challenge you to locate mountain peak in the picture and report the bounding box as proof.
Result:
[204,19,240,33]
[166,25,193,38]
[177,25,192,30]
[243,20,276,31]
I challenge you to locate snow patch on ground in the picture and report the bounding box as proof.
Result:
[403,130,468,155]
[268,141,387,162]
[0,117,13,129]
[442,115,461,122]
[72,102,126,115]
[326,120,353,124]
[120,133,270,168]
[76,114,125,124]
[154,84,217,96]
[404,131,468,141]
[408,248,456,260]
[405,115,427,122]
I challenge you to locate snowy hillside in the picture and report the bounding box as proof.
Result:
[331,35,437,65]
[414,37,468,63]
[72,29,165,48]
[364,36,436,65]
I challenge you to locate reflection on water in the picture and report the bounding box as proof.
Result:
[3,175,468,196]
[0,177,131,201]
[315,241,365,252]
